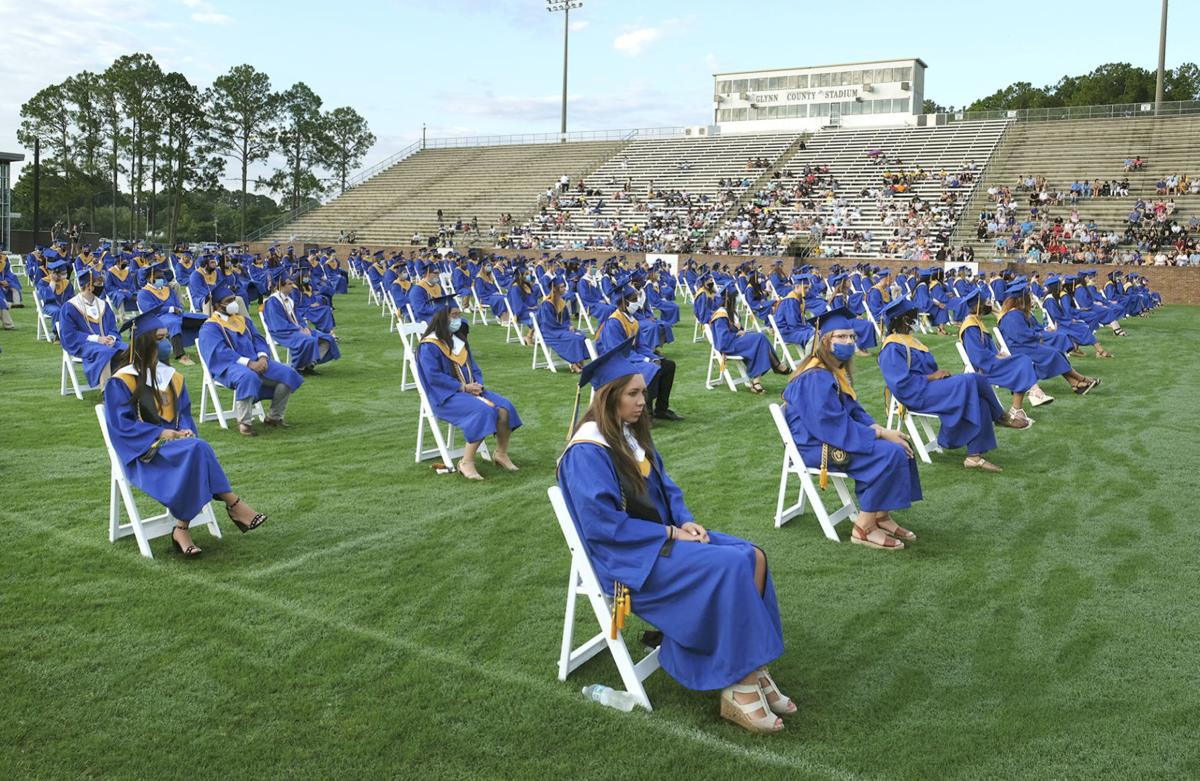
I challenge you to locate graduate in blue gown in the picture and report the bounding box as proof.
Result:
[137,263,199,366]
[597,282,681,421]
[1041,277,1111,358]
[408,261,446,323]
[0,253,23,322]
[197,281,304,436]
[472,263,508,319]
[103,255,139,316]
[782,307,922,550]
[188,256,221,313]
[878,298,1029,473]
[416,296,521,480]
[103,308,267,556]
[708,285,789,393]
[536,279,588,370]
[828,273,878,354]
[505,274,537,337]
[38,259,75,328]
[957,289,1052,425]
[996,283,1100,395]
[771,280,816,348]
[558,341,791,733]
[58,267,128,387]
[295,271,338,337]
[263,274,341,374]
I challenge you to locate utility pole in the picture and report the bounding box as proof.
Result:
[1155,0,1169,114]
[32,138,40,244]
[547,1,583,142]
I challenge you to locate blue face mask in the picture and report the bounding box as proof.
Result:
[449,317,463,333]
[831,342,856,362]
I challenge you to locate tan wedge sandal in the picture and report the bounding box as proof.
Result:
[756,668,797,716]
[720,684,784,734]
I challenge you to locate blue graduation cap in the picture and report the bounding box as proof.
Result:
[120,305,166,335]
[810,306,856,335]
[958,288,981,309]
[880,298,917,323]
[569,336,641,437]
[431,293,459,310]
[373,250,385,259]
[876,268,891,278]
[208,279,238,304]
[918,268,933,280]
[829,273,847,287]
[1044,274,1061,287]
[77,266,102,285]
[47,259,69,272]
[610,279,637,301]
[1003,281,1028,299]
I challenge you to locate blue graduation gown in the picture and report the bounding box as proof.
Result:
[409,280,444,323]
[263,294,341,370]
[137,286,187,339]
[472,277,507,318]
[297,288,336,333]
[710,309,773,377]
[197,315,304,402]
[829,294,878,350]
[505,286,534,326]
[996,310,1072,379]
[645,283,680,326]
[58,296,128,386]
[597,313,659,385]
[959,318,1036,393]
[1042,295,1095,346]
[104,266,138,312]
[557,426,783,691]
[0,256,22,307]
[416,337,521,443]
[188,269,218,309]
[772,295,814,346]
[536,299,588,363]
[103,365,231,521]
[38,278,73,322]
[878,336,1003,454]
[576,277,614,321]
[782,363,921,512]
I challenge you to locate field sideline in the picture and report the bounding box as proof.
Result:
[2,285,1198,781]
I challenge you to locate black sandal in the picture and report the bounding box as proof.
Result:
[171,522,202,556]
[226,497,268,533]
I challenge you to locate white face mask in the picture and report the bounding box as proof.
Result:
[224,301,241,316]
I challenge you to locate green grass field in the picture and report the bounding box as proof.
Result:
[2,285,1198,781]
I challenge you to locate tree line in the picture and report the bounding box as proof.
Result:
[13,53,376,245]
[923,61,1200,114]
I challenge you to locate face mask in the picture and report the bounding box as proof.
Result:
[831,342,856,362]
[449,317,463,333]
[153,279,166,290]
[224,301,241,316]
[91,285,105,297]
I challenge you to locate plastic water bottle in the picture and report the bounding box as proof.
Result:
[581,684,637,712]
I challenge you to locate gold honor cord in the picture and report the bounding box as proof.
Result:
[610,581,631,639]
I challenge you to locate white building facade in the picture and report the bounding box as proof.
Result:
[713,58,926,134]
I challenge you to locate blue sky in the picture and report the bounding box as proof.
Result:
[1,0,1195,190]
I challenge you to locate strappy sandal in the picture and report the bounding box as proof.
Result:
[850,524,904,550]
[720,684,784,734]
[755,667,798,716]
[964,455,1002,472]
[171,522,202,556]
[748,381,766,395]
[226,497,267,533]
[998,411,1033,430]
[458,461,485,481]
[1073,377,1100,395]
[876,517,916,541]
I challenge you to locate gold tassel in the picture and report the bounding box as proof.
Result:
[610,581,620,639]
[819,444,830,490]
[566,386,582,442]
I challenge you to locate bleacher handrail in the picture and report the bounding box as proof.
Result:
[943,99,1200,124]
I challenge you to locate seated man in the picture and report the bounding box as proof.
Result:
[58,266,128,388]
[38,259,75,328]
[198,281,304,437]
[263,273,340,374]
[408,260,445,323]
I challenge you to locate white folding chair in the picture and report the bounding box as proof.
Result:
[95,405,222,559]
[530,312,568,373]
[864,304,884,340]
[884,394,941,464]
[583,338,600,405]
[33,291,55,342]
[691,309,706,343]
[257,311,288,364]
[196,348,265,429]
[503,299,529,346]
[408,345,491,470]
[366,278,382,308]
[992,326,1013,356]
[702,323,751,392]
[57,323,101,400]
[955,340,1007,405]
[768,313,805,372]
[767,403,857,539]
[678,277,695,304]
[387,290,401,334]
[471,289,491,326]
[575,303,595,335]
[548,485,659,712]
[398,320,424,392]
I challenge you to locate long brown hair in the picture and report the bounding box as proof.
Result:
[576,373,654,495]
[798,332,855,384]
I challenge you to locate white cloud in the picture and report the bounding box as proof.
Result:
[704,53,720,73]
[569,19,589,32]
[191,11,231,24]
[613,27,662,57]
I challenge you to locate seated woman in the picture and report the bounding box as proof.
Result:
[644,269,681,330]
[505,272,537,340]
[708,285,790,394]
[912,269,950,335]
[58,267,128,388]
[137,262,196,366]
[958,289,1052,425]
[104,308,267,556]
[827,273,878,355]
[263,274,341,375]
[558,342,789,733]
[879,298,1029,474]
[577,266,615,323]
[772,278,816,349]
[783,307,922,550]
[416,297,521,480]
[537,279,588,372]
[472,263,508,320]
[1042,276,1111,358]
[38,259,75,326]
[997,283,1100,395]
[597,282,681,421]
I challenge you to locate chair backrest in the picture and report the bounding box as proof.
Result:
[955,341,976,374]
[702,322,719,350]
[94,404,122,477]
[768,402,807,472]
[992,325,1010,355]
[584,338,599,361]
[547,485,599,592]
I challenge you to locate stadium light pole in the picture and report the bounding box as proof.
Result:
[547,0,582,142]
[1154,0,1168,114]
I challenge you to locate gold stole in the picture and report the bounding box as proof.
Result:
[108,266,130,282]
[794,355,857,489]
[417,279,443,297]
[880,333,930,421]
[421,335,494,407]
[610,310,639,340]
[143,284,171,301]
[958,313,987,345]
[115,370,185,423]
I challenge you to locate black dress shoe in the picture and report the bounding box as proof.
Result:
[654,409,684,421]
